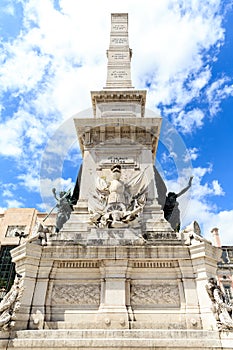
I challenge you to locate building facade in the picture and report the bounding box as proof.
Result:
[211,228,233,304]
[0,208,55,297]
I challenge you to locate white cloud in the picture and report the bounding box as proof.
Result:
[0,48,50,93]
[0,207,6,214]
[36,202,47,212]
[207,78,233,117]
[45,177,74,193]
[182,201,233,246]
[5,199,24,208]
[1,2,15,16]
[203,210,233,246]
[2,189,14,198]
[212,180,224,196]
[0,118,23,156]
[17,172,40,192]
[174,109,204,133]
[184,148,199,162]
[189,67,211,91]
[183,166,224,200]
[0,109,47,157]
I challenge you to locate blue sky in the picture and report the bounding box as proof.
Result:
[0,0,233,244]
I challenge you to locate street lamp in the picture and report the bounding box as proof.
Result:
[14,231,29,245]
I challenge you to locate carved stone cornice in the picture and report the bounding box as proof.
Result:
[91,90,147,117]
[74,117,161,159]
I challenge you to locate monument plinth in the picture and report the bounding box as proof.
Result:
[1,12,232,350]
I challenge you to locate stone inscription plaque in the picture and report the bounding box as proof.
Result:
[110,70,128,79]
[111,38,128,45]
[112,24,127,31]
[110,53,128,60]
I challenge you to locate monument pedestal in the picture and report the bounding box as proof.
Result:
[6,236,232,350]
[9,239,221,333]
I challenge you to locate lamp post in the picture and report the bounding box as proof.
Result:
[14,231,29,245]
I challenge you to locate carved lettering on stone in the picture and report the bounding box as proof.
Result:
[110,70,128,79]
[112,24,127,31]
[51,284,100,305]
[111,53,128,60]
[131,284,180,306]
[111,38,128,45]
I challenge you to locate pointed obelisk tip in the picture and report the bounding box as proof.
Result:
[105,13,133,89]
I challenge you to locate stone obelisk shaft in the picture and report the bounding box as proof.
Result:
[105,13,133,89]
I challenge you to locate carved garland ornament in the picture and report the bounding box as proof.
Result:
[131,284,180,306]
[51,284,100,305]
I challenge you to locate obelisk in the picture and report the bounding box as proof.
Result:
[105,13,133,89]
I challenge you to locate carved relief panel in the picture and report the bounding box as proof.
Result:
[51,284,100,306]
[130,283,180,308]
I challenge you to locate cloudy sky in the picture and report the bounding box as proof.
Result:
[0,0,233,244]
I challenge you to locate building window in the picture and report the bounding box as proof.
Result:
[223,284,232,303]
[0,246,16,300]
[5,225,26,237]
[227,248,233,258]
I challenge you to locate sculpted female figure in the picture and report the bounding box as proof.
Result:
[206,277,233,330]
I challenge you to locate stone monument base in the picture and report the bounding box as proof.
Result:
[1,237,231,349]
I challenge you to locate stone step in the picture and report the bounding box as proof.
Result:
[2,329,231,349]
[14,329,221,339]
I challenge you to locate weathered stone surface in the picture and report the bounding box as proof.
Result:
[1,329,233,349]
[10,240,222,334]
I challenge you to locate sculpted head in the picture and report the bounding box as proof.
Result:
[111,164,122,180]
[168,192,176,198]
[207,277,217,290]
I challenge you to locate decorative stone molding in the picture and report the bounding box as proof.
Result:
[79,125,157,148]
[57,261,100,268]
[51,284,100,305]
[133,261,178,268]
[91,91,147,117]
[131,284,180,307]
[74,118,161,158]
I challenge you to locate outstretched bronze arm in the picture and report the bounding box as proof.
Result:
[176,176,193,198]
